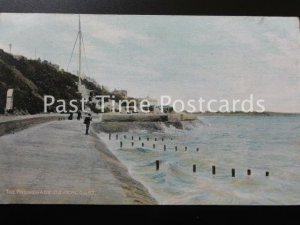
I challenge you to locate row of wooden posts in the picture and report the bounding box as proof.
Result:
[109,133,270,177]
[109,133,195,151]
[155,160,269,177]
[119,140,197,152]
[109,133,171,142]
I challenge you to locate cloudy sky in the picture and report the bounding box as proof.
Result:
[0,14,299,112]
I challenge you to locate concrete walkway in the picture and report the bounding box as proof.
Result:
[0,119,129,204]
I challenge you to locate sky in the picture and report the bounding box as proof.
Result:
[0,14,299,112]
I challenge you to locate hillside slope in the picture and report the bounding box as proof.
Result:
[0,49,111,114]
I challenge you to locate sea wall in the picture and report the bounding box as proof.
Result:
[91,130,158,204]
[101,114,168,122]
[0,115,67,136]
[93,120,186,133]
[98,113,192,131]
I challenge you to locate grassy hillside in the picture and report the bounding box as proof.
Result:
[0,49,113,114]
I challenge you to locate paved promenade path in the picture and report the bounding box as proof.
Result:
[0,119,131,204]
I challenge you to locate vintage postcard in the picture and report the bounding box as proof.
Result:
[0,14,299,204]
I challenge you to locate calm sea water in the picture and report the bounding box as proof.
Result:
[98,115,300,204]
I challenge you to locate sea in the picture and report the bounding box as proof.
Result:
[98,115,300,204]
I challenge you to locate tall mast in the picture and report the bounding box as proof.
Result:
[78,15,82,89]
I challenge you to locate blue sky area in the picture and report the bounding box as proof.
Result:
[0,14,299,112]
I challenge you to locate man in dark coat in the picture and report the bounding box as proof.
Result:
[77,110,82,120]
[68,112,73,120]
[84,113,92,135]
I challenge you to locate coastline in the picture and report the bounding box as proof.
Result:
[1,114,299,204]
[91,125,158,205]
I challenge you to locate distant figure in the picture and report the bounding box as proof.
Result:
[84,113,92,135]
[77,110,82,120]
[68,112,73,120]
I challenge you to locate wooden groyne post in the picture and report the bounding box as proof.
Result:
[164,145,166,151]
[193,164,196,173]
[247,169,251,176]
[212,165,216,175]
[231,168,235,177]
[120,141,122,148]
[266,171,269,177]
[156,160,160,171]
[109,133,111,140]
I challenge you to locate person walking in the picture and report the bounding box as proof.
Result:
[77,110,82,120]
[84,113,92,135]
[68,112,73,120]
